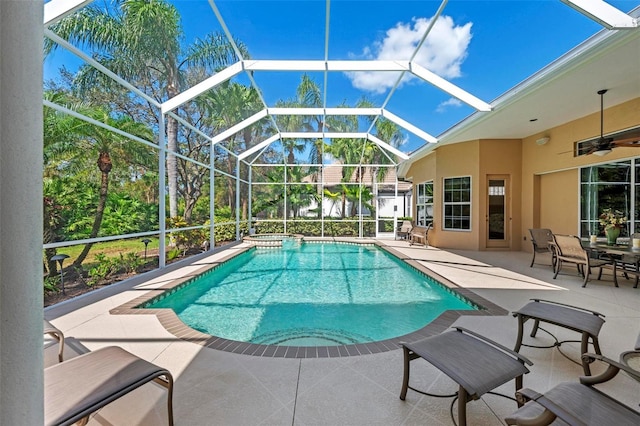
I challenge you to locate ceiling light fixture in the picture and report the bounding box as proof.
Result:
[593,148,612,157]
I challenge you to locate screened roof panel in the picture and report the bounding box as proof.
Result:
[44,0,640,167]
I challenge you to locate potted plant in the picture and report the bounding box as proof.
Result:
[599,208,627,245]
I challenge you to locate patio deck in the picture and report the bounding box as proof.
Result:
[44,239,640,425]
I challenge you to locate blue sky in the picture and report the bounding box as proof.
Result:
[44,0,639,154]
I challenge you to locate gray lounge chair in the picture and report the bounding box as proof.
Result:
[512,299,605,375]
[44,346,174,426]
[400,327,532,426]
[505,352,640,425]
[528,228,554,268]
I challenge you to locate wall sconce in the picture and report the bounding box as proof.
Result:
[536,136,550,146]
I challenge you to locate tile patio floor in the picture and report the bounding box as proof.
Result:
[44,239,640,425]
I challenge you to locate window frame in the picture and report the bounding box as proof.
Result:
[415,180,433,227]
[579,159,637,239]
[443,176,472,231]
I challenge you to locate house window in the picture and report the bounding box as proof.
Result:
[416,181,433,227]
[443,176,471,230]
[580,160,634,238]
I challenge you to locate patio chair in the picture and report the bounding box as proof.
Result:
[551,234,613,287]
[409,222,431,246]
[528,228,554,268]
[505,352,640,425]
[400,327,532,426]
[45,346,174,426]
[44,319,64,363]
[396,220,413,240]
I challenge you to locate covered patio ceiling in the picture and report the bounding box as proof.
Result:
[43,0,640,170]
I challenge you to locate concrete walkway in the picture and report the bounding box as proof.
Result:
[44,239,640,425]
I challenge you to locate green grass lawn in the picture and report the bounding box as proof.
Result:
[54,237,161,266]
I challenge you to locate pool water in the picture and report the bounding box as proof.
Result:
[147,242,476,346]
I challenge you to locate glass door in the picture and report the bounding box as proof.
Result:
[487,176,510,248]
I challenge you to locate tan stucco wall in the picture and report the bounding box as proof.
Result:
[479,139,523,250]
[406,96,640,252]
[539,169,579,235]
[434,141,480,250]
[521,97,640,251]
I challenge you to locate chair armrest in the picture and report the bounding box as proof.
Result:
[454,327,533,366]
[579,353,640,384]
[529,299,605,318]
[514,388,584,426]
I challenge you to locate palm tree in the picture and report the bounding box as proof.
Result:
[368,116,405,183]
[201,81,267,220]
[286,166,319,218]
[327,132,363,218]
[45,97,154,267]
[46,0,247,219]
[43,91,89,276]
[274,98,307,164]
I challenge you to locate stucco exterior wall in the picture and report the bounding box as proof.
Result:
[540,169,580,235]
[435,141,481,249]
[479,139,523,250]
[405,97,640,252]
[521,97,640,251]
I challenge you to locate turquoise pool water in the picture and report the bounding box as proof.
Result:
[147,242,476,346]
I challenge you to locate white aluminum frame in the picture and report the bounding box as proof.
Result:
[42,0,498,264]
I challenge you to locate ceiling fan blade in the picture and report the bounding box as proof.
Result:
[612,136,640,146]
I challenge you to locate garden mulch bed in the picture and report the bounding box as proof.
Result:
[44,266,153,308]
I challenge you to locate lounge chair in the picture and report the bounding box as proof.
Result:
[44,319,64,363]
[512,299,605,374]
[409,222,431,246]
[44,346,174,426]
[400,327,532,426]
[505,352,640,425]
[551,234,612,287]
[396,220,413,240]
[528,228,554,268]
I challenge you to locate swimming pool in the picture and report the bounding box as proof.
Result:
[145,241,477,346]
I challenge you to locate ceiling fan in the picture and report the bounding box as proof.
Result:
[580,89,640,156]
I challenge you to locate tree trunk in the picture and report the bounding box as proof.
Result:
[166,114,179,218]
[241,198,248,222]
[73,153,111,268]
[183,196,196,223]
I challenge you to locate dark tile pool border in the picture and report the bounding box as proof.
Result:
[110,238,508,357]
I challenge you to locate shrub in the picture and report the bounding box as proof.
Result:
[43,276,60,294]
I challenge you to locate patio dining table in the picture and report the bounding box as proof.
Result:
[585,242,640,287]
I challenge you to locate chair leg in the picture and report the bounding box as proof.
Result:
[515,375,524,407]
[513,315,525,352]
[530,319,540,338]
[553,260,561,280]
[399,346,411,400]
[458,386,469,426]
[582,267,590,287]
[530,251,536,268]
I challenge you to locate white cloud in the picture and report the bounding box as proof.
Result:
[436,97,463,112]
[347,16,472,94]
